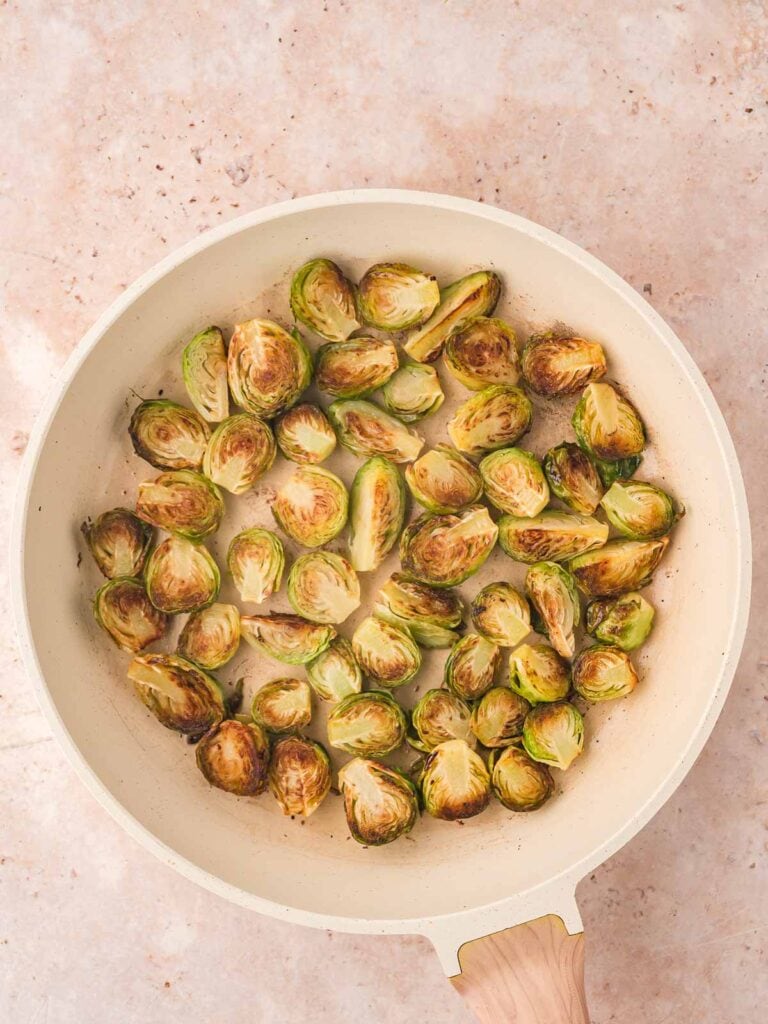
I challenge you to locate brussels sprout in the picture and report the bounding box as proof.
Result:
[443,316,520,390]
[421,739,491,820]
[573,645,638,702]
[145,535,220,613]
[177,602,240,669]
[136,469,224,541]
[498,510,609,564]
[240,613,335,664]
[448,386,533,457]
[405,445,483,514]
[202,413,275,494]
[471,582,530,647]
[374,573,463,648]
[182,326,229,423]
[470,687,530,748]
[525,562,580,660]
[315,338,399,398]
[404,271,502,363]
[290,258,360,341]
[275,403,337,464]
[81,508,153,579]
[196,719,270,795]
[521,333,607,397]
[523,702,584,770]
[411,689,473,751]
[306,636,362,703]
[445,633,500,701]
[327,691,407,757]
[129,400,211,471]
[379,363,445,422]
[251,678,312,733]
[400,506,498,588]
[509,643,571,704]
[569,537,669,597]
[273,466,348,548]
[572,382,645,461]
[328,399,424,463]
[489,745,554,812]
[595,454,643,489]
[600,480,682,540]
[480,448,549,517]
[287,551,361,624]
[585,592,655,651]
[93,577,168,653]
[348,456,406,571]
[357,262,440,331]
[351,616,421,688]
[338,758,418,846]
[269,735,332,817]
[543,442,604,515]
[127,652,225,736]
[227,528,285,604]
[227,318,312,417]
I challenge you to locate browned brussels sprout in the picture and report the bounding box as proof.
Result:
[543,442,604,515]
[196,719,270,795]
[129,400,210,471]
[421,739,491,820]
[489,745,554,811]
[444,316,520,390]
[269,735,332,817]
[93,577,168,653]
[522,333,606,396]
[127,653,225,736]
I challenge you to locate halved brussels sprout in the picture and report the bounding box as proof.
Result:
[273,466,348,548]
[525,562,580,660]
[136,469,224,541]
[129,400,211,471]
[585,592,655,651]
[489,745,554,812]
[93,577,168,653]
[227,318,312,417]
[202,413,276,494]
[400,505,498,588]
[404,445,483,514]
[338,758,419,846]
[480,448,549,517]
[600,480,681,539]
[595,454,643,489]
[448,386,533,457]
[348,456,405,571]
[471,582,530,647]
[470,687,530,748]
[269,735,332,817]
[287,551,361,624]
[498,510,609,564]
[290,258,359,341]
[351,616,421,688]
[404,271,502,363]
[82,508,153,579]
[509,643,571,704]
[177,602,240,669]
[444,633,500,700]
[521,333,607,396]
[127,653,225,735]
[569,537,669,597]
[240,613,335,664]
[327,691,407,757]
[572,382,645,461]
[328,399,424,463]
[182,326,229,423]
[523,702,584,770]
[145,535,220,613]
[543,442,604,515]
[379,363,445,422]
[306,636,362,703]
[443,316,520,390]
[357,262,440,331]
[251,678,312,733]
[227,528,285,604]
[374,573,463,648]
[275,403,337,464]
[411,689,473,751]
[573,645,639,702]
[196,719,270,795]
[315,338,399,398]
[421,739,491,820]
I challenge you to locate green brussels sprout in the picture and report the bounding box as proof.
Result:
[521,333,607,396]
[129,400,211,471]
[411,689,474,751]
[273,466,348,548]
[240,613,335,664]
[399,505,498,588]
[498,510,609,564]
[523,702,584,770]
[479,448,549,517]
[543,442,604,515]
[328,399,424,463]
[226,528,284,605]
[509,643,571,704]
[448,386,533,457]
[525,561,581,659]
[202,413,276,494]
[289,258,360,341]
[470,687,530,748]
[177,602,241,669]
[573,645,639,702]
[93,577,168,653]
[378,363,445,422]
[569,537,669,597]
[136,469,224,541]
[404,445,483,514]
[404,271,502,363]
[595,454,643,489]
[357,262,440,331]
[227,318,312,417]
[306,636,362,703]
[489,745,554,812]
[443,316,520,390]
[145,535,220,613]
[338,758,419,846]
[327,691,407,757]
[269,735,332,817]
[182,325,229,423]
[315,338,399,398]
[374,573,463,648]
[585,592,655,651]
[572,382,645,461]
[287,551,361,624]
[351,616,421,688]
[421,739,491,820]
[444,633,500,701]
[470,582,530,647]
[81,508,153,579]
[127,652,225,736]
[348,456,406,571]
[275,403,337,464]
[196,719,270,796]
[600,480,682,539]
[251,678,312,733]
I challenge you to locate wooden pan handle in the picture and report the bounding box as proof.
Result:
[450,915,589,1024]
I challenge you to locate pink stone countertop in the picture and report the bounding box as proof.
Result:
[1,2,766,1021]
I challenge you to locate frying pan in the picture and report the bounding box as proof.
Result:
[11,190,751,1023]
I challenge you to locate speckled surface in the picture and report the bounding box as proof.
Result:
[1,2,766,1022]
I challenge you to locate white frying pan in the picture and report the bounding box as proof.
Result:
[11,191,751,1023]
